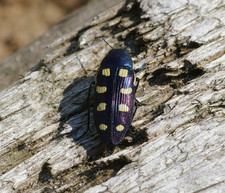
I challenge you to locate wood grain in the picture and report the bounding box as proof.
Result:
[0,0,225,192]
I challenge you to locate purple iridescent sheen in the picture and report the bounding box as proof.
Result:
[93,49,136,145]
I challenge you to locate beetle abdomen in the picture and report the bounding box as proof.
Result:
[111,68,136,144]
[93,49,136,144]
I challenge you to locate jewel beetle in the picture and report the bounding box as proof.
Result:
[83,40,146,145]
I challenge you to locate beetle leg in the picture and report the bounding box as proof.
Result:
[134,77,140,93]
[87,81,95,129]
[135,77,147,106]
[73,81,95,105]
[129,98,146,143]
[76,81,95,140]
[132,100,139,120]
[135,98,147,106]
[135,63,147,73]
[128,126,135,140]
[127,101,140,143]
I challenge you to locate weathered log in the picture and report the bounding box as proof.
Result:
[0,0,225,192]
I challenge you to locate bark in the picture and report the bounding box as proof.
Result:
[0,0,225,192]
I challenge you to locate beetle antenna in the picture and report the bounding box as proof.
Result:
[99,36,114,49]
[76,55,88,75]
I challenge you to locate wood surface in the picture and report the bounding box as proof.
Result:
[0,0,225,192]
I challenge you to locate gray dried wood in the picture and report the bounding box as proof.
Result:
[0,0,225,192]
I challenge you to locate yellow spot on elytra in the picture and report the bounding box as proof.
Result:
[119,69,128,77]
[119,104,129,112]
[132,63,134,69]
[133,75,137,86]
[102,68,110,76]
[116,125,124,131]
[96,86,107,93]
[97,103,106,111]
[121,87,132,94]
[99,124,107,130]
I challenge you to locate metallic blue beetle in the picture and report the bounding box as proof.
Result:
[91,49,145,145]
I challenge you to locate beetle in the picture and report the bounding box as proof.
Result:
[78,39,146,145]
[94,48,139,145]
